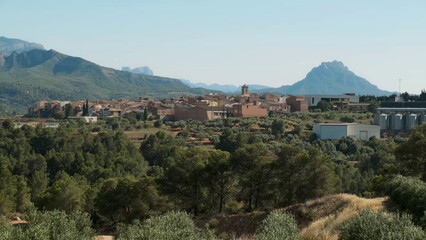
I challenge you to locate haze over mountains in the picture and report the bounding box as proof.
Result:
[122,66,153,75]
[0,36,393,115]
[0,36,44,55]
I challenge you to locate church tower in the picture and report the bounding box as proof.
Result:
[242,84,249,96]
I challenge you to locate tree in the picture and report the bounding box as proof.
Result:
[143,107,148,122]
[140,131,182,169]
[215,127,237,153]
[161,147,209,215]
[256,211,301,240]
[273,145,336,206]
[271,119,285,137]
[82,99,89,116]
[36,172,85,212]
[317,100,332,112]
[395,124,426,181]
[420,89,426,101]
[204,150,234,213]
[232,143,274,211]
[95,176,170,224]
[401,92,409,101]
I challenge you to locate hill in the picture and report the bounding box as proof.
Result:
[0,49,212,116]
[195,194,387,240]
[258,61,393,96]
[0,36,44,55]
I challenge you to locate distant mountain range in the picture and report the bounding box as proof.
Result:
[0,36,44,55]
[181,61,393,96]
[179,79,271,93]
[257,61,394,96]
[122,66,153,75]
[0,36,394,116]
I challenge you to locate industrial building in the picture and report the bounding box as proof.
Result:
[374,108,426,131]
[303,94,359,107]
[313,123,380,140]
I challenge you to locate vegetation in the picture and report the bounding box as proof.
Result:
[0,112,425,238]
[0,206,95,240]
[116,211,211,240]
[339,210,426,240]
[255,211,300,240]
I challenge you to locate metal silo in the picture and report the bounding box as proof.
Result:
[391,113,403,130]
[379,114,388,130]
[406,114,417,130]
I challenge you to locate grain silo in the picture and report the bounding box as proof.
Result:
[379,114,388,130]
[391,113,403,130]
[406,114,417,130]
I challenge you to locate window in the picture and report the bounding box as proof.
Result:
[312,98,315,104]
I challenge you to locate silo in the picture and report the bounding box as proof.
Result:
[379,114,388,130]
[406,114,417,130]
[391,113,403,130]
[374,113,380,125]
[420,114,426,125]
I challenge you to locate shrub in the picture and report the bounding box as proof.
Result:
[116,211,212,240]
[339,210,426,240]
[255,211,300,240]
[0,206,95,240]
[385,175,426,223]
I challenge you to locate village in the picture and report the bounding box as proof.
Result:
[22,85,366,123]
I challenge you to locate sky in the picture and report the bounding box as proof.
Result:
[1,0,425,94]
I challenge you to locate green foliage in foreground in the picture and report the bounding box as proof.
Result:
[116,211,212,240]
[385,175,426,224]
[339,210,426,240]
[0,206,95,240]
[255,211,301,240]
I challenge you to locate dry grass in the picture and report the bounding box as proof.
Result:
[289,194,386,240]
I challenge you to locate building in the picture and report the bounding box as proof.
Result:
[341,102,370,112]
[242,84,249,97]
[285,95,308,113]
[313,123,380,140]
[69,116,98,123]
[267,102,291,113]
[304,94,359,107]
[174,105,228,121]
[374,108,426,131]
[231,102,268,117]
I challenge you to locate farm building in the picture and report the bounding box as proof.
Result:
[313,123,380,140]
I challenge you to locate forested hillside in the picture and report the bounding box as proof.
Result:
[1,114,425,239]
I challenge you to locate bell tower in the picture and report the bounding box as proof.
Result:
[242,84,249,96]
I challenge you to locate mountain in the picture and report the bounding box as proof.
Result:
[0,49,213,116]
[0,36,44,55]
[180,79,271,93]
[258,61,393,96]
[122,66,153,75]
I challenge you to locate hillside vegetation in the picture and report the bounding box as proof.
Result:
[0,49,212,115]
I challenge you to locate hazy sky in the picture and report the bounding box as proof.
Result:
[1,0,425,93]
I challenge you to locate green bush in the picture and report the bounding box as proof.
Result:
[0,206,95,240]
[255,210,301,240]
[385,175,426,222]
[339,210,425,240]
[116,211,212,240]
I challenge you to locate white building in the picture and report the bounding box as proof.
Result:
[304,94,359,106]
[313,123,380,140]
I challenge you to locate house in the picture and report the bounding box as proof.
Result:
[267,102,291,113]
[231,101,268,118]
[313,123,380,140]
[286,95,308,113]
[69,116,98,123]
[262,93,279,103]
[174,105,228,121]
